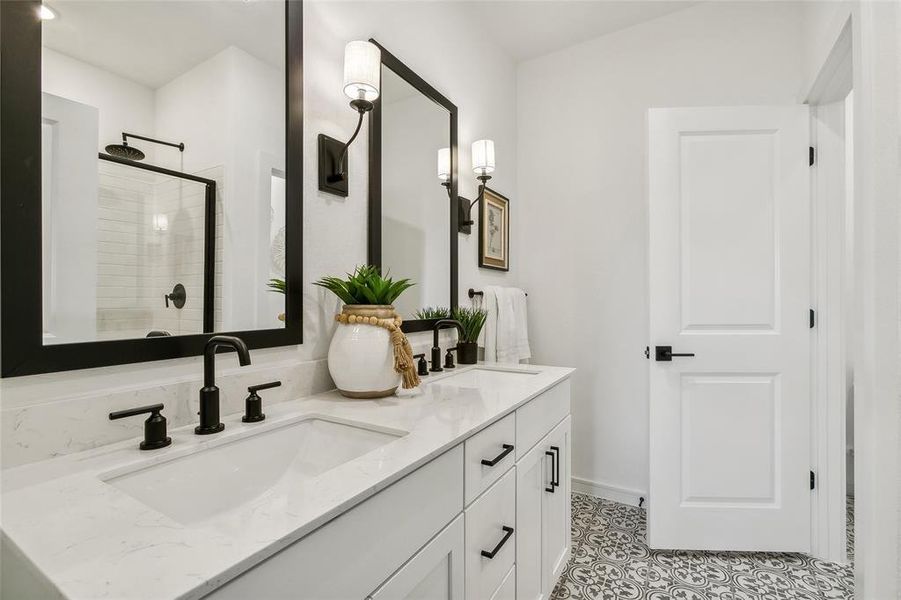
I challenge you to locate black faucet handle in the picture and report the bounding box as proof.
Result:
[243,381,280,423]
[248,381,281,394]
[444,347,457,369]
[413,353,429,376]
[109,404,171,451]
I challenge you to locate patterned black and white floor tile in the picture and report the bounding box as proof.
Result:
[551,493,855,600]
[846,496,854,566]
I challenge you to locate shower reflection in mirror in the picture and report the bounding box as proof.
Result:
[39,0,286,344]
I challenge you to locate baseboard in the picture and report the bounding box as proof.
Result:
[571,476,647,508]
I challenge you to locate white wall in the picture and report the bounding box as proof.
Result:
[516,1,805,501]
[41,48,156,160]
[305,0,520,315]
[1,1,520,468]
[155,45,285,331]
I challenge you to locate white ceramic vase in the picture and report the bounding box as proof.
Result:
[328,305,401,398]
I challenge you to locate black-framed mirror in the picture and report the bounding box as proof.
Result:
[367,40,458,333]
[0,0,303,377]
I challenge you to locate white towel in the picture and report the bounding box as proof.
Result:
[479,286,530,364]
[495,288,518,364]
[512,288,531,361]
[480,286,500,363]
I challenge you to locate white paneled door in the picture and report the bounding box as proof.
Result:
[648,106,811,552]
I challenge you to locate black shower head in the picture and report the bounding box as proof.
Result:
[105,141,145,161]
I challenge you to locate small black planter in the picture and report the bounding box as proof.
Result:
[457,341,478,365]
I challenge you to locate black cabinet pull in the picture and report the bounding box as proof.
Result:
[550,446,561,487]
[481,444,514,467]
[655,345,695,361]
[480,526,514,559]
[545,450,556,492]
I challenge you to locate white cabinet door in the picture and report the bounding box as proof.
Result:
[648,106,810,552]
[516,417,572,600]
[541,417,571,596]
[516,430,559,600]
[369,515,464,600]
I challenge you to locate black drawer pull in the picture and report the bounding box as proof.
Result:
[480,526,514,559]
[550,446,561,487]
[545,450,556,492]
[481,444,514,467]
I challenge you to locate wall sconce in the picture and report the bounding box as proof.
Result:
[152,214,169,232]
[318,40,381,197]
[438,139,495,234]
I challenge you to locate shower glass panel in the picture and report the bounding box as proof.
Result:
[41,152,215,343]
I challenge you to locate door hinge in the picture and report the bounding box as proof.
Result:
[644,346,650,359]
[810,470,816,490]
[809,309,815,329]
[809,146,815,166]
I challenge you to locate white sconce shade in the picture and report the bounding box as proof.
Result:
[342,41,380,102]
[437,147,451,182]
[471,139,495,175]
[152,214,169,232]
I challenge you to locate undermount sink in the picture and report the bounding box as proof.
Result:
[433,367,539,389]
[103,417,404,526]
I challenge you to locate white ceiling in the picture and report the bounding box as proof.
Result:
[42,0,285,89]
[41,1,697,89]
[465,0,698,62]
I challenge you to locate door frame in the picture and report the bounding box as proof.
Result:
[804,5,901,596]
[808,99,851,564]
[806,20,853,565]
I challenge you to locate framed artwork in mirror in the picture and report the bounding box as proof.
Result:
[0,0,303,376]
[478,188,509,272]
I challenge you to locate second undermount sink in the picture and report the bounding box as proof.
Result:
[103,417,404,526]
[433,367,539,389]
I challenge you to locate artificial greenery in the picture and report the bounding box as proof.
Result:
[267,278,287,295]
[314,265,414,306]
[414,306,451,320]
[452,307,488,343]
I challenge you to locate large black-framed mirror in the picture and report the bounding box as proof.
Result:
[367,40,458,333]
[0,0,303,377]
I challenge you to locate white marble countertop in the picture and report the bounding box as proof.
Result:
[0,363,574,600]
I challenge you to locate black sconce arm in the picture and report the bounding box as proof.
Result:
[445,174,491,231]
[326,109,366,184]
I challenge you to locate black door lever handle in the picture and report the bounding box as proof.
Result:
[655,346,695,361]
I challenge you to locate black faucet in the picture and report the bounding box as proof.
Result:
[430,319,463,372]
[196,335,251,435]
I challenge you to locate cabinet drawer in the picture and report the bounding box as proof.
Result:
[464,468,516,600]
[464,413,516,505]
[489,565,515,600]
[516,379,571,460]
